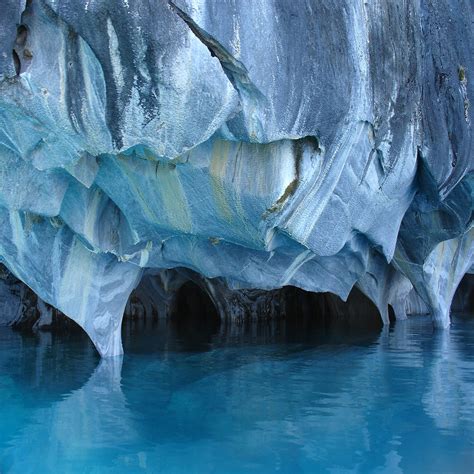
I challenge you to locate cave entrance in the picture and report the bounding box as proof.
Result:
[169,281,221,343]
[452,274,474,315]
[280,285,383,331]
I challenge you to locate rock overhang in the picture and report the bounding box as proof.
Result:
[0,0,472,356]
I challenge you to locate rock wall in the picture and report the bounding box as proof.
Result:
[0,0,472,356]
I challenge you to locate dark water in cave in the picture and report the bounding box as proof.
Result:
[0,315,473,473]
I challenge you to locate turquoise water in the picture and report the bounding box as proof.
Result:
[0,316,473,473]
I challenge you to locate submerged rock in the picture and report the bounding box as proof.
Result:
[0,0,472,356]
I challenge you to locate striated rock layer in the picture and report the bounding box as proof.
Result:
[0,0,473,356]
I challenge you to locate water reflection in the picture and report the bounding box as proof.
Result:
[0,316,473,473]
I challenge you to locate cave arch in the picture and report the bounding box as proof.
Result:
[277,286,383,331]
[451,273,474,315]
[12,24,32,76]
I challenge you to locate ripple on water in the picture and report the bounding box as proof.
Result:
[0,315,473,473]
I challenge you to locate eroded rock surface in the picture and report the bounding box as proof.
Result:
[0,0,472,356]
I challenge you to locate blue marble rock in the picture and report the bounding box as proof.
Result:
[0,0,472,356]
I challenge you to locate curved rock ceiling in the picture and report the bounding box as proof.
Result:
[0,0,472,356]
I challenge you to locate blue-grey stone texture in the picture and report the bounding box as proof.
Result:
[0,0,472,355]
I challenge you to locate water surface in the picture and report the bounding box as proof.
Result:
[0,316,473,473]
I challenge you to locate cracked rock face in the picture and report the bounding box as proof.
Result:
[0,0,473,356]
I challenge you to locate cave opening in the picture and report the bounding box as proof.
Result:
[277,285,384,331]
[452,273,474,315]
[388,305,396,324]
[12,24,32,76]
[12,49,21,75]
[16,25,28,48]
[169,281,221,343]
[120,273,385,351]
